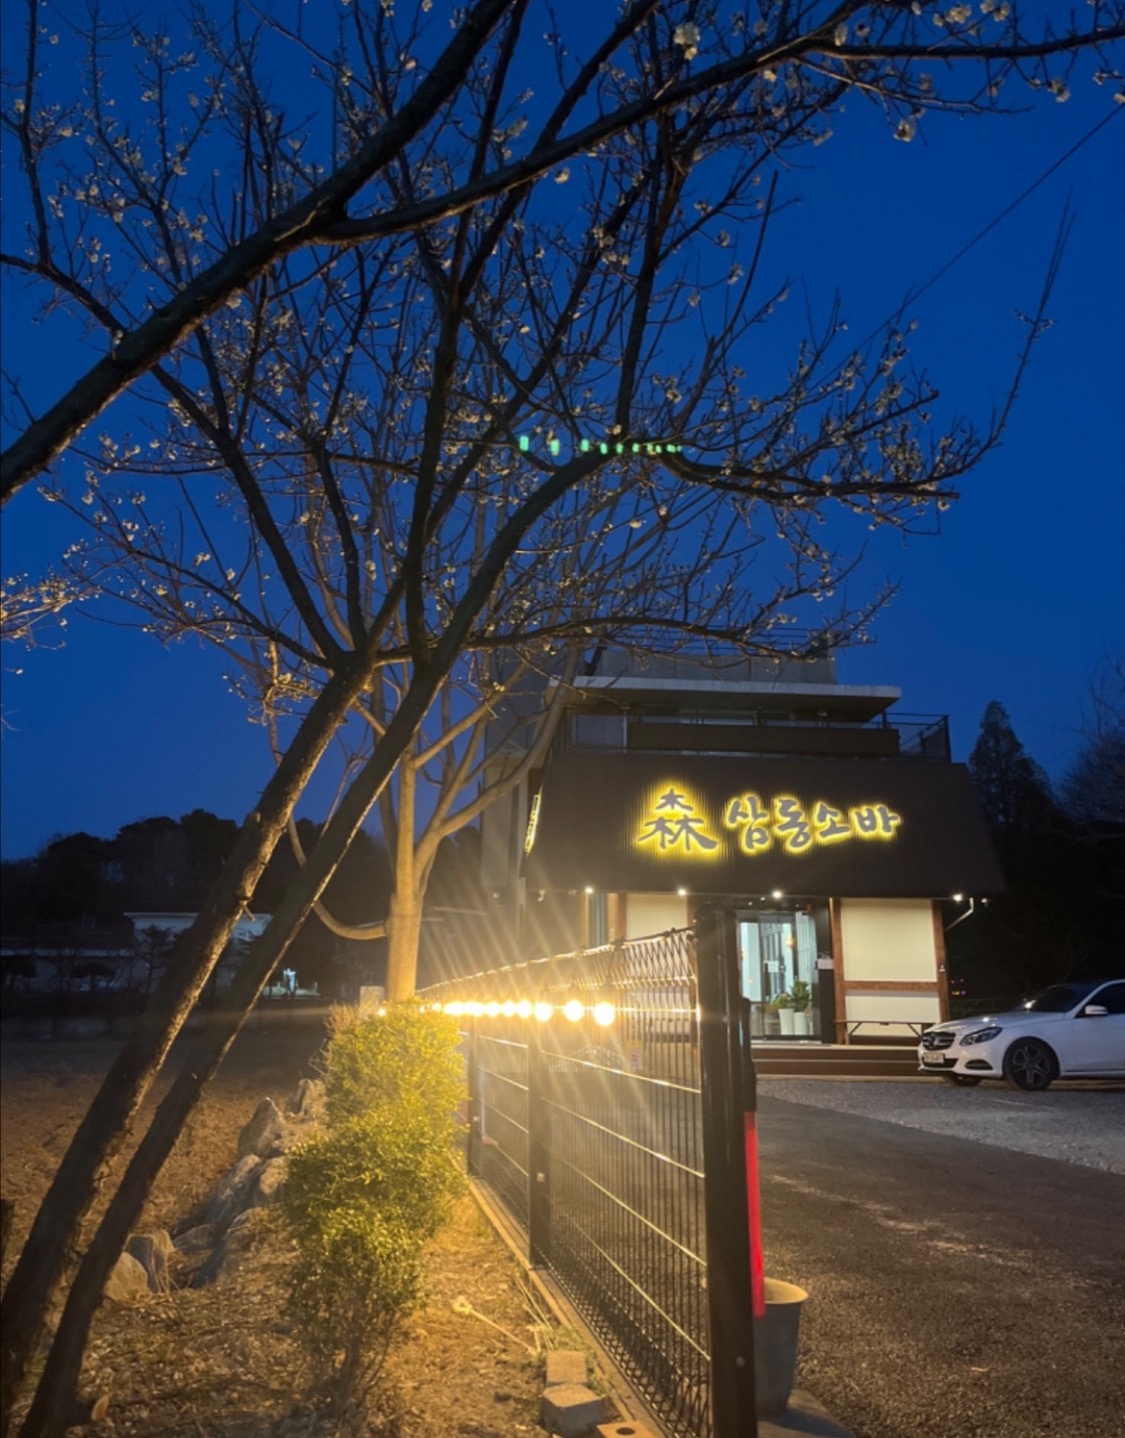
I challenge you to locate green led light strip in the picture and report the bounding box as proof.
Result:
[517,434,684,456]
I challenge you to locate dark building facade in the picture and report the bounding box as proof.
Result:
[483,649,1003,1041]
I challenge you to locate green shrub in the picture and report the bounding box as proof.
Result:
[325,1001,464,1138]
[281,1003,466,1417]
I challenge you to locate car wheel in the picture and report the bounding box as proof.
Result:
[943,1073,983,1087]
[1003,1038,1056,1091]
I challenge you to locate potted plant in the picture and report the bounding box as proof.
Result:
[775,991,796,1036]
[790,980,812,1037]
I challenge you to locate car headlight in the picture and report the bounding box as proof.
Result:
[961,1026,1002,1046]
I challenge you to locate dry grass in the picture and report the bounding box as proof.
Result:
[1,1021,551,1437]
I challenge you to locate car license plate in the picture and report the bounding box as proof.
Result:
[921,1053,947,1067]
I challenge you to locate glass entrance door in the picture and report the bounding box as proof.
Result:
[737,908,819,1039]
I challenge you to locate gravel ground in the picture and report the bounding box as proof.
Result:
[758,1092,1125,1438]
[758,1076,1125,1174]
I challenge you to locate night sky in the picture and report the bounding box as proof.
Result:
[2,7,1123,860]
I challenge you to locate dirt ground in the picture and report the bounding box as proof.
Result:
[0,1014,580,1437]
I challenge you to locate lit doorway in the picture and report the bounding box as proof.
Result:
[737,908,819,1039]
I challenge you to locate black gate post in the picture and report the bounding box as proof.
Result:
[696,902,759,1438]
[527,1009,551,1267]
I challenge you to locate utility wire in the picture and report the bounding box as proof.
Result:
[510,105,1122,455]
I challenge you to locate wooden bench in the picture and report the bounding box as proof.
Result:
[839,1019,934,1044]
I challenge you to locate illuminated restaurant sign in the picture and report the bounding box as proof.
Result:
[522,752,1003,898]
[635,784,902,860]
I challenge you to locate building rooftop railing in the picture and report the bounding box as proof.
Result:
[567,710,951,762]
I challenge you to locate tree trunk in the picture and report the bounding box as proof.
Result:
[385,764,423,1003]
[385,892,424,1004]
[13,665,449,1435]
[0,664,367,1436]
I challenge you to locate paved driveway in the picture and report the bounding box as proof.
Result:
[756,1081,1125,1438]
[759,1076,1125,1173]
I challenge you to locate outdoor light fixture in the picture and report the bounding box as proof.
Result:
[534,1000,554,1022]
[771,889,783,900]
[563,996,585,1023]
[501,1000,517,1018]
[516,999,533,1019]
[677,886,688,897]
[443,1001,465,1017]
[584,885,595,895]
[591,988,617,1027]
[945,895,977,933]
[485,1000,501,1018]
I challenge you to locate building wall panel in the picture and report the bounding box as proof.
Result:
[625,893,690,940]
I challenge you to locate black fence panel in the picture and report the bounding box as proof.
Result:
[427,928,711,1438]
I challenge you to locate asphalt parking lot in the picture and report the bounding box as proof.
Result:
[758,1076,1125,1174]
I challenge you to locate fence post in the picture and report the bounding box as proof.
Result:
[527,1012,550,1267]
[695,902,759,1438]
[465,1016,481,1179]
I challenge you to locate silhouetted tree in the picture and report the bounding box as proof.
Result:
[968,700,1057,839]
[957,700,1107,999]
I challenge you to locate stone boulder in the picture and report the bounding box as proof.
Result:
[190,1208,267,1289]
[172,1222,220,1255]
[236,1098,291,1161]
[285,1077,326,1122]
[103,1252,150,1304]
[250,1156,288,1207]
[205,1153,263,1231]
[125,1230,174,1293]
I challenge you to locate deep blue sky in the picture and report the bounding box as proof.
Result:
[2,13,1123,859]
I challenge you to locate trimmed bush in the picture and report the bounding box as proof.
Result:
[281,1003,465,1416]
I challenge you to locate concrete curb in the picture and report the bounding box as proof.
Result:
[760,1388,856,1437]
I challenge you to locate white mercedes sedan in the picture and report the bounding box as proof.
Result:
[918,980,1125,1091]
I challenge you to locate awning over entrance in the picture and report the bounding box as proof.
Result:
[523,751,1004,897]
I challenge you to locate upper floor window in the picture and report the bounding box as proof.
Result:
[572,713,626,748]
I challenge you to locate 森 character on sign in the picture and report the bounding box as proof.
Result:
[637,789,720,853]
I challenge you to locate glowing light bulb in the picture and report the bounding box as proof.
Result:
[444,1001,464,1017]
[516,999,533,1019]
[563,998,585,1023]
[501,1000,517,1017]
[485,1000,501,1018]
[592,1001,616,1028]
[534,1001,553,1022]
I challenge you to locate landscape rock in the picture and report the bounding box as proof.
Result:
[236,1097,289,1160]
[205,1153,263,1230]
[172,1222,220,1255]
[546,1349,589,1388]
[540,1383,606,1437]
[285,1077,326,1121]
[250,1156,288,1206]
[190,1208,267,1289]
[125,1230,174,1292]
[103,1251,150,1304]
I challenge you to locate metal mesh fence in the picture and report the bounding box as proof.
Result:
[423,928,710,1438]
